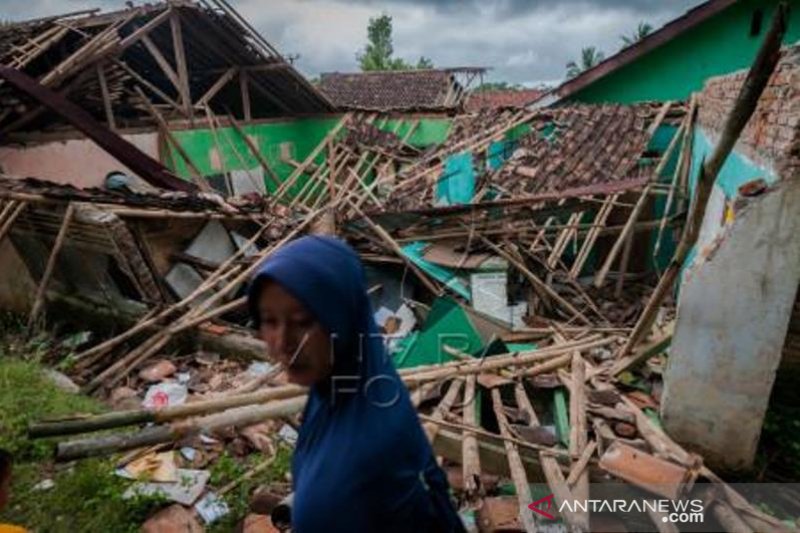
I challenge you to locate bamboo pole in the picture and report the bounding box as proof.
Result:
[653,96,696,259]
[31,384,306,438]
[593,184,652,288]
[56,396,307,461]
[348,201,442,297]
[569,194,618,279]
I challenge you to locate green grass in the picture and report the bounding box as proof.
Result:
[0,356,166,531]
[0,316,292,531]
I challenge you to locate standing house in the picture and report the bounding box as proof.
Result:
[545,0,800,105]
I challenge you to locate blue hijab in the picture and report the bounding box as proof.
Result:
[248,236,464,533]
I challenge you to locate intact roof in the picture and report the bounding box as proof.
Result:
[465,89,545,111]
[543,0,736,105]
[319,69,463,111]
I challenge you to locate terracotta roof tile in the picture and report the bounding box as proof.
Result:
[464,89,545,111]
[319,70,460,111]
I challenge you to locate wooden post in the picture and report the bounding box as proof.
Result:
[28,203,75,330]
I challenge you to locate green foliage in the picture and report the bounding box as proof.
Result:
[416,56,434,69]
[621,21,654,48]
[565,46,606,79]
[357,14,434,71]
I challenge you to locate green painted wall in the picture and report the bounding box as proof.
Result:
[167,115,452,196]
[568,0,800,104]
[168,117,339,193]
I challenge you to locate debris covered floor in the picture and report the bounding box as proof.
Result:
[0,1,798,532]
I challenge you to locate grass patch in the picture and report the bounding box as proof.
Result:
[0,317,292,531]
[0,343,164,531]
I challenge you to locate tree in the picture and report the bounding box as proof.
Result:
[473,81,523,92]
[565,46,605,78]
[416,56,434,69]
[356,14,433,71]
[621,22,653,47]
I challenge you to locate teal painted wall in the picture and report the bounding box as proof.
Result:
[568,0,800,104]
[688,128,779,199]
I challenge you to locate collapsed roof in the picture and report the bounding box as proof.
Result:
[0,0,334,137]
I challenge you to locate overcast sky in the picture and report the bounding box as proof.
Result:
[2,0,705,86]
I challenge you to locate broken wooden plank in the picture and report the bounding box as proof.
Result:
[490,388,537,533]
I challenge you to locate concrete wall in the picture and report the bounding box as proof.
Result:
[567,0,800,104]
[661,178,800,471]
[0,132,158,188]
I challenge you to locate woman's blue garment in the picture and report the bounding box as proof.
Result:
[248,235,465,533]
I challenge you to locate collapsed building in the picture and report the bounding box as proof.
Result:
[0,0,799,531]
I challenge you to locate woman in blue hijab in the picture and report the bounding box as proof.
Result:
[248,235,464,533]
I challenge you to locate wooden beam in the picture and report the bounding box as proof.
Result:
[170,10,192,119]
[118,8,172,50]
[140,34,181,94]
[197,67,237,106]
[96,64,116,131]
[0,66,193,191]
[134,87,210,192]
[113,59,182,112]
[0,201,26,244]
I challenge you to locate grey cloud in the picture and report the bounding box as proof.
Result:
[0,0,706,86]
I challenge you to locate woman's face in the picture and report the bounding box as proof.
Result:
[257,281,333,386]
